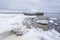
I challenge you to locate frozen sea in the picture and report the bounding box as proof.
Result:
[0,13,60,40]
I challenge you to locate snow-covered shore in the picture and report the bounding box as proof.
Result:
[0,14,36,39]
[1,27,60,40]
[0,13,60,40]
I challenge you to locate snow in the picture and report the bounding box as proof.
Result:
[22,28,60,40]
[49,18,58,20]
[1,27,60,40]
[0,14,25,34]
[0,14,36,34]
[0,14,60,40]
[49,20,54,23]
[36,20,48,24]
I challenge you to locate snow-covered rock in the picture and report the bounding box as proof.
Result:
[49,20,54,23]
[49,18,58,20]
[36,20,48,25]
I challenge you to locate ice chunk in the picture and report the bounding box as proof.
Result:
[54,23,58,26]
[49,18,57,20]
[36,20,48,25]
[49,20,54,23]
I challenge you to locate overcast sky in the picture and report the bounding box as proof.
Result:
[0,0,60,12]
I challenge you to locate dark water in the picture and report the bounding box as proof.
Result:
[37,13,60,20]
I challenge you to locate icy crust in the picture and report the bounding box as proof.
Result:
[0,14,60,40]
[22,28,60,40]
[0,14,36,34]
[0,14,24,34]
[2,28,60,40]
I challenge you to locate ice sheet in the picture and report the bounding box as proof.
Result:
[0,14,25,34]
[1,27,60,40]
[0,14,36,34]
[0,14,60,40]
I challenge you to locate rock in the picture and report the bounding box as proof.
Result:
[16,31,23,36]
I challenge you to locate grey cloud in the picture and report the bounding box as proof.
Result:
[0,0,60,12]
